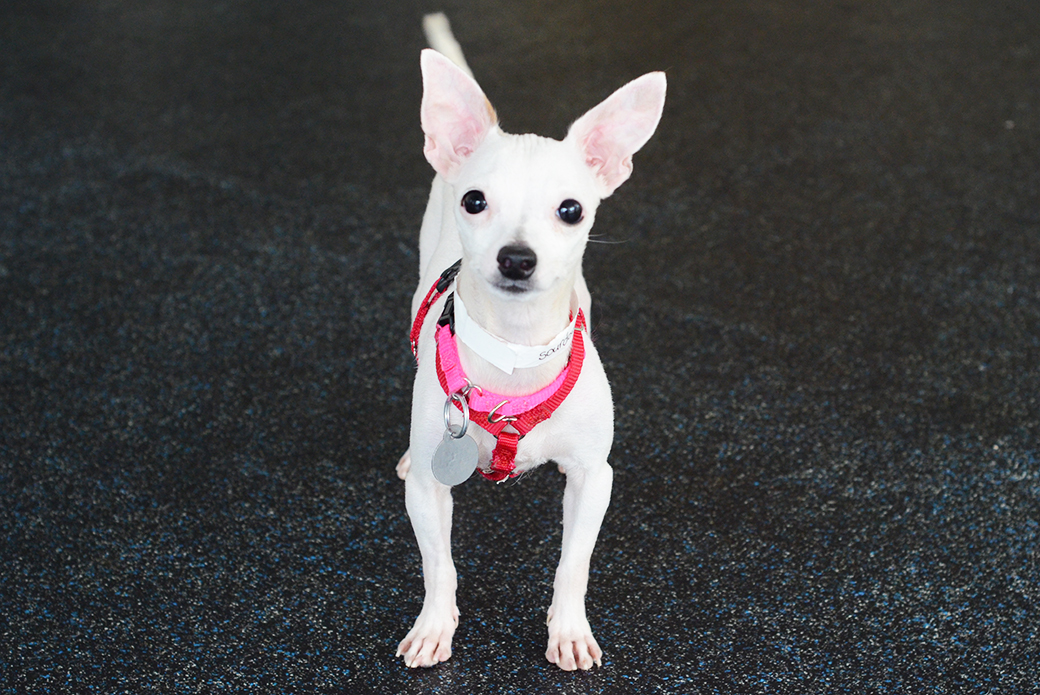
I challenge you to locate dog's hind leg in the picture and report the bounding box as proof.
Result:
[396,450,412,480]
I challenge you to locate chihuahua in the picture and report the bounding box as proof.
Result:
[395,14,665,671]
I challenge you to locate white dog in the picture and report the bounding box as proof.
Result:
[396,14,665,671]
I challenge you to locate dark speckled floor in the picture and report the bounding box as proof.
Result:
[2,1,1039,692]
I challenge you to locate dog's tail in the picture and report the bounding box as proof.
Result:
[422,12,473,78]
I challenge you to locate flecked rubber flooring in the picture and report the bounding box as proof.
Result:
[2,1,1038,693]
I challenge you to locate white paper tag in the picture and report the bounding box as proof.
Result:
[453,291,577,375]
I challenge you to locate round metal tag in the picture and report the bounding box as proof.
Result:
[431,429,478,486]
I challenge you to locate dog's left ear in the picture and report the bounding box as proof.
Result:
[566,72,667,197]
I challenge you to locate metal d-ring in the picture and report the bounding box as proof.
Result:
[487,399,517,424]
[443,392,470,439]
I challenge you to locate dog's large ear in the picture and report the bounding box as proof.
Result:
[566,72,667,196]
[420,49,498,180]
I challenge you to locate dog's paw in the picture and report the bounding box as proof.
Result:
[396,605,460,668]
[396,450,411,480]
[545,605,603,671]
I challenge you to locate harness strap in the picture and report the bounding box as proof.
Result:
[410,260,461,359]
[410,260,586,482]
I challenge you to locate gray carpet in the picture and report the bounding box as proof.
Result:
[2,1,1038,692]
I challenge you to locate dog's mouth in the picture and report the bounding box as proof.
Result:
[493,279,534,296]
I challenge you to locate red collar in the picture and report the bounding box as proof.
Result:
[411,261,586,481]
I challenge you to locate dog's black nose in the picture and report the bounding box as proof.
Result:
[497,245,537,280]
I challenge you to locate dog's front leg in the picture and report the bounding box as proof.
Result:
[546,461,613,671]
[396,471,459,667]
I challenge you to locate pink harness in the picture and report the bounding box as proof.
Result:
[411,261,587,482]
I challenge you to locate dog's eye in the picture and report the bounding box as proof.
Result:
[557,199,583,225]
[462,190,488,214]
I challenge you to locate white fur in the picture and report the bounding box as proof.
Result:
[396,18,665,671]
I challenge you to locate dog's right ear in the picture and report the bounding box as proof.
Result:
[420,49,498,181]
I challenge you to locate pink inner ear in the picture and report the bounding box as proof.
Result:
[451,119,484,158]
[582,126,607,169]
[581,124,634,192]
